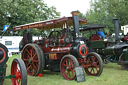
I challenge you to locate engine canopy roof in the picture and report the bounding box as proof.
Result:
[13,17,87,31]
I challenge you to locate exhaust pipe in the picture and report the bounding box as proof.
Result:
[71,11,80,42]
[113,18,120,43]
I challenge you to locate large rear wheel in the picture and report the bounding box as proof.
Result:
[11,58,27,85]
[22,44,42,76]
[60,55,79,80]
[84,52,103,76]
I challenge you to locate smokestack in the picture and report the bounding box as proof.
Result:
[71,11,80,42]
[113,18,120,43]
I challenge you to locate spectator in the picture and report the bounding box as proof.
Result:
[97,30,105,38]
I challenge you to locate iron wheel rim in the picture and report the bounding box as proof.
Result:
[85,54,101,76]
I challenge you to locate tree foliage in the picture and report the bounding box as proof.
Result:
[86,0,128,34]
[0,0,60,35]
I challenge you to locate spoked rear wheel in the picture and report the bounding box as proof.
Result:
[22,44,42,76]
[85,52,103,76]
[11,58,27,85]
[60,55,79,80]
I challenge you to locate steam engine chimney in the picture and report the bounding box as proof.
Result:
[71,11,80,42]
[113,18,120,43]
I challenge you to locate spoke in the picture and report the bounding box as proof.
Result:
[66,71,69,77]
[87,58,91,64]
[63,69,67,72]
[90,67,93,73]
[91,56,94,64]
[33,60,38,62]
[27,63,30,67]
[31,65,33,69]
[32,52,37,59]
[69,59,73,66]
[66,60,68,66]
[26,49,31,57]
[27,54,31,59]
[31,48,34,56]
[94,64,99,67]
[27,65,31,71]
[64,63,68,66]
[23,59,29,61]
[35,63,38,68]
[68,71,71,78]
[71,69,75,77]
[33,64,37,70]
[92,68,95,74]
[18,79,21,85]
[18,71,21,77]
[92,57,96,63]
[83,64,91,68]
[95,66,99,72]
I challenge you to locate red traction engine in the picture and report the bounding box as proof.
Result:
[0,43,27,85]
[13,11,103,80]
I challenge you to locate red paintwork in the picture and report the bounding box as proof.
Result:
[59,34,66,45]
[11,60,21,85]
[124,36,128,40]
[89,34,101,41]
[22,45,39,75]
[0,47,6,63]
[34,37,71,60]
[40,38,71,53]
[49,53,65,60]
[61,56,76,80]
[79,45,88,56]
[13,17,87,31]
[78,54,101,76]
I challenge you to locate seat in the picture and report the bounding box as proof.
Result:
[89,34,102,41]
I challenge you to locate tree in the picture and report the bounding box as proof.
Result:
[0,0,10,34]
[86,0,128,34]
[0,0,60,36]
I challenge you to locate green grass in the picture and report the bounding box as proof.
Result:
[3,55,128,85]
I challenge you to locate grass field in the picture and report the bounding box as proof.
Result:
[3,55,128,85]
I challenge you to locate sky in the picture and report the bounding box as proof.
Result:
[43,0,91,17]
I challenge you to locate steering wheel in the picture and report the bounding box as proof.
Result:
[48,31,61,45]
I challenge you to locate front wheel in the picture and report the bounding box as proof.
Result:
[84,52,103,76]
[60,55,79,80]
[119,53,128,70]
[11,58,27,85]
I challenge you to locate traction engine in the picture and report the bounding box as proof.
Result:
[0,43,27,85]
[81,19,128,70]
[13,11,103,81]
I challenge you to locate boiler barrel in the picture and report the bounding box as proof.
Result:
[97,46,123,55]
